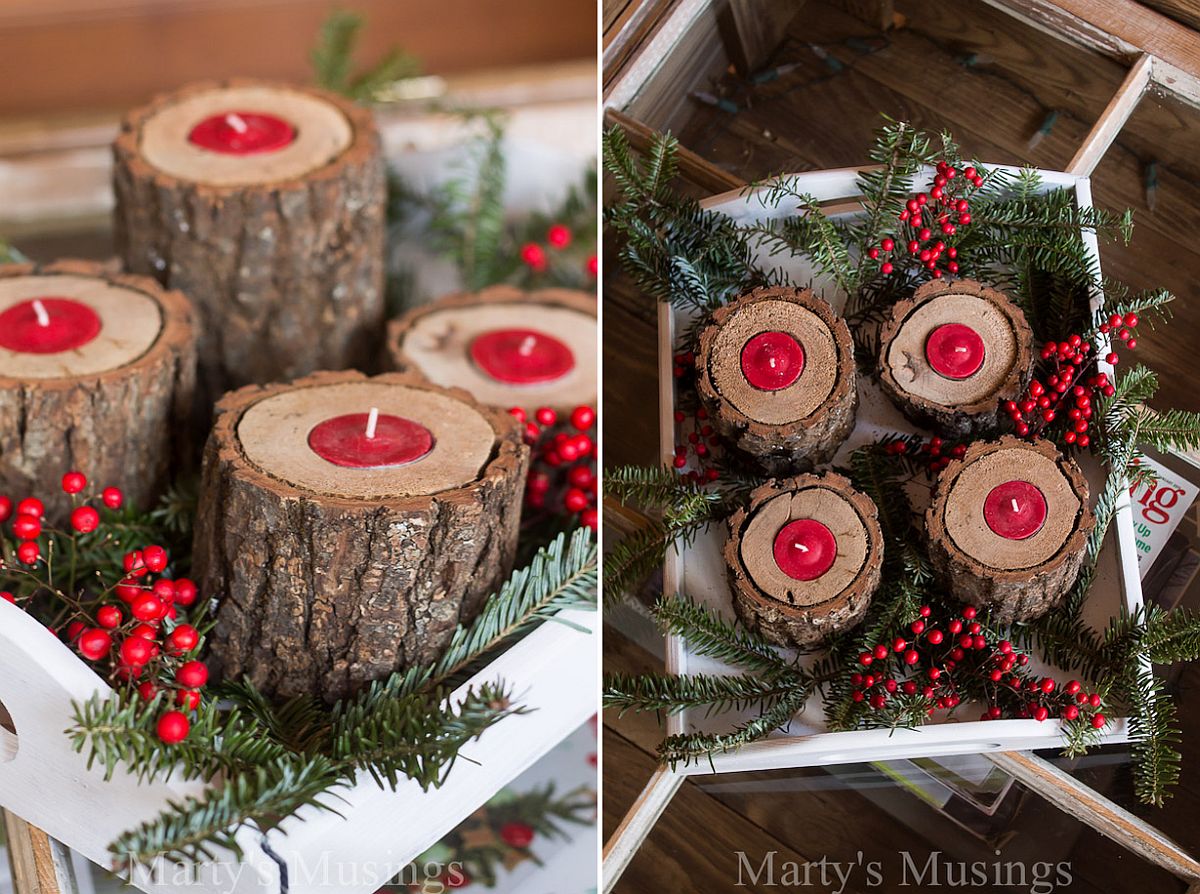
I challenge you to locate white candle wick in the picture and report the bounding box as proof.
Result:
[768,356,779,368]
[1011,498,1021,513]
[517,335,537,357]
[365,407,379,440]
[794,542,810,552]
[31,300,50,328]
[225,113,249,134]
[955,345,967,353]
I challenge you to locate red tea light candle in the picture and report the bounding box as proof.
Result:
[773,518,838,581]
[308,407,435,469]
[741,330,805,391]
[469,328,575,385]
[0,298,102,354]
[188,111,296,155]
[925,323,986,380]
[984,480,1048,540]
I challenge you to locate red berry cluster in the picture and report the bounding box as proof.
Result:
[869,161,985,278]
[1005,313,1137,442]
[0,473,207,746]
[510,405,598,530]
[499,820,536,849]
[671,351,721,483]
[519,223,597,279]
[882,436,967,474]
[850,604,1107,729]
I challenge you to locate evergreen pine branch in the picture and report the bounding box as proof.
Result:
[0,237,27,264]
[328,682,525,790]
[109,757,344,867]
[1125,663,1181,806]
[605,465,720,512]
[1139,606,1200,664]
[652,593,795,675]
[603,671,793,716]
[310,11,363,93]
[656,686,812,767]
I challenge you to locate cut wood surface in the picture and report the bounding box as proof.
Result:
[697,286,857,474]
[194,369,530,703]
[386,285,598,412]
[926,435,1094,623]
[113,79,386,406]
[0,259,196,521]
[725,472,882,647]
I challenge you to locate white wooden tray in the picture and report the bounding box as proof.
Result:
[657,166,1143,774]
[0,598,596,893]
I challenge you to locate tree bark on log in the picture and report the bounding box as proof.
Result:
[697,287,857,476]
[878,279,1033,438]
[112,79,387,408]
[385,285,598,413]
[725,472,882,648]
[926,436,1094,624]
[0,260,196,521]
[193,370,530,703]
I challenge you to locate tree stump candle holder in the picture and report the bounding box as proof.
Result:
[878,279,1033,437]
[385,286,598,412]
[696,286,857,475]
[193,370,530,703]
[113,79,386,404]
[0,260,196,521]
[725,472,883,648]
[926,436,1094,624]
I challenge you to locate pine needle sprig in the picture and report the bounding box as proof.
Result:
[652,593,797,676]
[656,686,813,768]
[604,671,794,717]
[310,10,420,101]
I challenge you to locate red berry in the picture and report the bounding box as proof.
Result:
[97,605,123,629]
[78,629,113,660]
[17,541,39,565]
[116,578,143,602]
[881,262,894,274]
[176,690,202,711]
[71,506,100,533]
[564,488,589,513]
[0,496,10,523]
[61,471,87,494]
[131,623,159,640]
[142,545,168,573]
[124,550,149,578]
[1034,706,1049,722]
[120,636,153,667]
[177,661,209,688]
[1089,693,1102,708]
[102,487,123,510]
[520,243,547,271]
[892,637,907,652]
[858,652,873,666]
[12,514,41,539]
[581,508,599,530]
[535,407,557,427]
[571,405,596,430]
[873,644,890,660]
[156,711,190,745]
[137,681,157,702]
[903,649,920,665]
[586,255,598,277]
[1106,352,1119,365]
[500,821,535,849]
[131,594,165,622]
[167,625,200,655]
[16,498,43,519]
[546,224,571,249]
[1091,713,1107,729]
[926,630,944,645]
[508,406,526,422]
[152,579,177,603]
[1065,680,1081,694]
[1063,705,1080,721]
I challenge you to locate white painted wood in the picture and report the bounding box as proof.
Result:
[652,165,1143,771]
[600,767,686,894]
[1067,54,1153,176]
[604,0,714,110]
[0,597,597,894]
[986,751,1200,881]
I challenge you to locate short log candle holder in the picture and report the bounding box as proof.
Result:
[193,370,529,702]
[926,435,1094,624]
[113,79,386,401]
[878,279,1033,437]
[696,286,857,475]
[725,472,883,648]
[0,260,195,520]
[386,286,597,412]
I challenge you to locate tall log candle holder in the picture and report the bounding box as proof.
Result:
[696,286,857,475]
[725,472,883,648]
[878,279,1033,437]
[386,286,597,412]
[193,370,529,703]
[0,260,196,520]
[926,436,1094,624]
[113,79,386,403]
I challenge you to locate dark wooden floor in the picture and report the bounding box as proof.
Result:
[603,1,1200,891]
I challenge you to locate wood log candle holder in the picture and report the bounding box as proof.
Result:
[193,370,529,703]
[697,286,857,475]
[878,279,1033,437]
[725,472,883,648]
[113,79,386,403]
[926,436,1094,624]
[0,260,195,520]
[386,286,597,412]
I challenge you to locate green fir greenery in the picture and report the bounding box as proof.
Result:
[602,120,1200,805]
